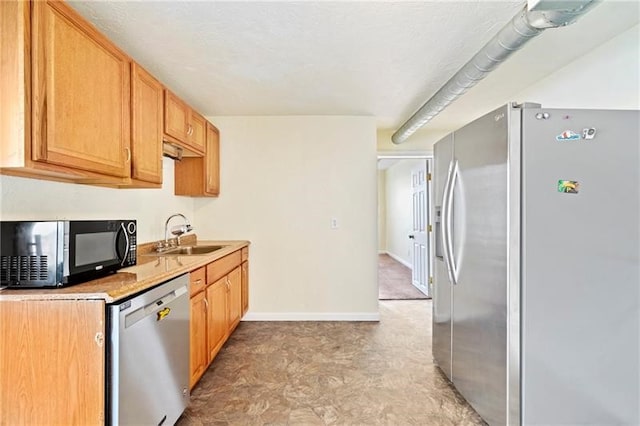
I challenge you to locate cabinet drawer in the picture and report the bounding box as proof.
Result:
[190,267,206,296]
[206,251,241,284]
[241,247,249,262]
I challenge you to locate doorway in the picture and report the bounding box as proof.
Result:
[377,156,433,300]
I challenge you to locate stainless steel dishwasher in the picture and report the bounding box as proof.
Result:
[108,273,190,426]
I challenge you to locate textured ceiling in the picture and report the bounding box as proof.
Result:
[68,1,639,137]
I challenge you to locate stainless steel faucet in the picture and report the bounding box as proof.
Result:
[157,213,193,251]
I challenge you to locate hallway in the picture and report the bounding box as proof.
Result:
[378,254,428,300]
[178,300,484,425]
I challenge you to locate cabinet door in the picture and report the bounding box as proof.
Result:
[189,111,207,154]
[189,291,208,389]
[131,63,163,184]
[0,0,29,169]
[32,1,131,178]
[227,266,242,332]
[205,123,220,195]
[206,277,228,363]
[241,260,249,316]
[0,300,105,425]
[174,120,220,197]
[164,90,189,143]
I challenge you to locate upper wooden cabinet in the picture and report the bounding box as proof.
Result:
[205,124,221,195]
[130,63,163,186]
[0,0,30,170]
[174,122,220,197]
[32,0,131,178]
[0,0,132,182]
[163,90,205,156]
[190,111,207,153]
[1,0,218,193]
[164,90,189,144]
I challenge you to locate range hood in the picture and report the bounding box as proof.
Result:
[162,142,184,161]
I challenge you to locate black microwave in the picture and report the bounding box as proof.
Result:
[0,220,137,288]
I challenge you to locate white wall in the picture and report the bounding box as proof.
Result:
[377,128,444,154]
[0,158,194,242]
[384,159,424,266]
[514,25,639,109]
[194,116,379,320]
[377,169,386,252]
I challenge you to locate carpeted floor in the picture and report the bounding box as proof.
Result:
[378,253,428,300]
[178,300,485,425]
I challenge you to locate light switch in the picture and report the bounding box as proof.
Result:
[330,218,339,229]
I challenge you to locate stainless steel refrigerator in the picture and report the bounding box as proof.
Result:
[432,103,639,426]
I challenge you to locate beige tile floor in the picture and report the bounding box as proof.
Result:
[178,300,485,425]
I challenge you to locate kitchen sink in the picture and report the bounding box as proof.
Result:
[145,245,225,256]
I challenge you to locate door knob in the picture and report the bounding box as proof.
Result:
[408,235,415,239]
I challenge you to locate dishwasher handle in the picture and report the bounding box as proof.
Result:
[124,285,188,329]
[144,286,187,315]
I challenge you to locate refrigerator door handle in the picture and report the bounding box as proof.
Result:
[445,161,459,284]
[441,160,456,285]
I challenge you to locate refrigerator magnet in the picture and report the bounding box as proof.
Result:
[558,180,580,194]
[582,128,597,139]
[556,130,581,141]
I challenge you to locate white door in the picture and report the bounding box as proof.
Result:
[410,162,430,296]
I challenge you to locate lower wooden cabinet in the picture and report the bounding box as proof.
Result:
[227,266,242,331]
[241,260,249,316]
[0,299,105,425]
[189,289,208,389]
[188,248,249,389]
[206,276,228,363]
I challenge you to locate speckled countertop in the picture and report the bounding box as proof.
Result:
[0,240,249,303]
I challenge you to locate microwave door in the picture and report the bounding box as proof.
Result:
[68,222,121,279]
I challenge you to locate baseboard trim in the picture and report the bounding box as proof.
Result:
[242,312,380,321]
[384,251,413,269]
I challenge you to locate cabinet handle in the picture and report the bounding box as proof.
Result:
[94,332,104,347]
[194,279,202,286]
[203,298,209,309]
[124,147,131,163]
[187,125,193,136]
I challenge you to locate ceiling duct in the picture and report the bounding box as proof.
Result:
[392,0,600,144]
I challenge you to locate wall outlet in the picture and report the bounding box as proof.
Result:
[330,218,339,229]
